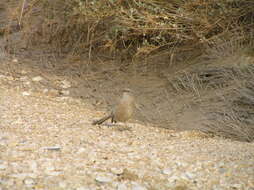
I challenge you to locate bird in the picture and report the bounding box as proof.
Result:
[92,88,135,125]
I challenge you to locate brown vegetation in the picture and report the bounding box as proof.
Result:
[170,41,254,142]
[4,0,254,59]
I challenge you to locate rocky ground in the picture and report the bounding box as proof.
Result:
[1,1,254,189]
[0,59,254,190]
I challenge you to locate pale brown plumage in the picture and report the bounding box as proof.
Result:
[92,89,134,125]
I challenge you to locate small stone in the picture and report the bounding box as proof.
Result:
[0,164,7,170]
[24,178,35,186]
[21,70,27,74]
[11,173,37,179]
[231,184,242,189]
[119,169,138,181]
[11,173,26,179]
[76,187,90,190]
[111,168,123,175]
[32,76,43,82]
[132,183,147,190]
[176,161,187,167]
[45,163,55,171]
[95,175,113,183]
[77,147,86,154]
[48,89,59,96]
[46,171,61,176]
[60,80,71,88]
[7,76,14,81]
[162,168,172,175]
[44,146,61,151]
[6,179,14,186]
[20,76,29,81]
[59,181,67,188]
[184,172,195,179]
[57,97,69,101]
[29,161,37,172]
[12,58,18,63]
[219,168,227,174]
[60,90,70,96]
[0,136,8,146]
[218,162,225,167]
[43,89,49,94]
[24,81,31,85]
[22,91,30,96]
[117,183,128,190]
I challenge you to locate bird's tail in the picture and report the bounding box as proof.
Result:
[92,114,113,125]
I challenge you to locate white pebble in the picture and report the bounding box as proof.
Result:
[46,164,55,171]
[117,183,128,190]
[20,76,29,81]
[132,183,147,190]
[60,90,70,96]
[185,172,195,179]
[59,181,67,188]
[22,91,30,96]
[21,70,27,74]
[29,161,37,172]
[24,81,31,85]
[76,187,90,190]
[24,178,34,186]
[43,89,49,93]
[0,164,7,170]
[60,80,71,88]
[111,167,123,175]
[95,175,113,183]
[12,58,18,63]
[32,76,43,82]
[77,147,86,154]
[46,171,61,176]
[162,168,172,175]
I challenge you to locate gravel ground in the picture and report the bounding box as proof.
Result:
[0,77,254,190]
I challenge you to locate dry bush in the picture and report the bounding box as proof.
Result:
[5,0,254,59]
[170,67,235,93]
[203,70,254,142]
[172,65,254,142]
[170,36,254,142]
[0,0,20,35]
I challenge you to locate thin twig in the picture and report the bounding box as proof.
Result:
[19,0,26,26]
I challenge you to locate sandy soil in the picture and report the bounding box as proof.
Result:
[0,59,254,190]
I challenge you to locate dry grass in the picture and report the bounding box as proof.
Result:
[3,0,254,60]
[169,37,254,142]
